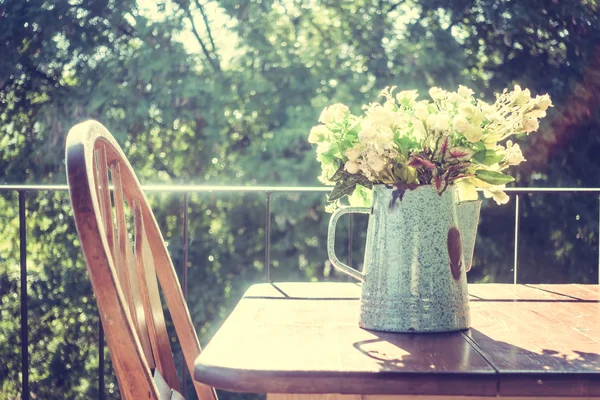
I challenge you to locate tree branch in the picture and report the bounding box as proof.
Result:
[389,1,405,13]
[174,0,221,73]
[194,0,218,56]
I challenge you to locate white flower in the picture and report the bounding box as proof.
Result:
[535,94,552,111]
[366,152,386,172]
[477,100,495,115]
[505,140,526,165]
[429,87,446,101]
[318,103,350,124]
[374,126,394,148]
[344,161,361,174]
[367,105,395,128]
[458,85,475,98]
[458,102,477,118]
[513,85,531,105]
[345,147,362,162]
[412,119,426,139]
[396,90,419,103]
[358,120,377,142]
[447,92,465,104]
[414,102,429,120]
[426,113,450,131]
[526,109,546,118]
[483,186,510,205]
[452,115,469,133]
[463,126,483,142]
[522,117,540,133]
[456,180,479,202]
[308,125,329,143]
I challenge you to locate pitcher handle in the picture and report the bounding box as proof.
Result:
[327,206,371,282]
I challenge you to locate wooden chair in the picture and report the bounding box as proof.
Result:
[66,120,217,400]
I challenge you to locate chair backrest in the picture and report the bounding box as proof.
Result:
[66,120,217,400]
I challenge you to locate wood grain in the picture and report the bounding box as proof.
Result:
[194,287,496,396]
[465,284,600,397]
[194,282,600,397]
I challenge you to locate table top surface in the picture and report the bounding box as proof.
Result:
[193,283,600,397]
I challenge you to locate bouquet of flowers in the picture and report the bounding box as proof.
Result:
[309,85,552,209]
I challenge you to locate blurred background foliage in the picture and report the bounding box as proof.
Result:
[1,0,599,398]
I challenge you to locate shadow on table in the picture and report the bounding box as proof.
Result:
[352,328,600,373]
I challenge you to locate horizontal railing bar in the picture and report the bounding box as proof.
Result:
[2,184,600,194]
[0,184,330,193]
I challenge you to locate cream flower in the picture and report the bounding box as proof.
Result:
[413,102,429,121]
[463,126,483,143]
[358,120,377,142]
[345,146,362,162]
[483,186,510,205]
[452,115,469,133]
[426,113,450,132]
[344,161,361,174]
[513,85,531,105]
[458,85,475,98]
[374,126,394,148]
[456,180,479,202]
[458,102,477,118]
[367,105,395,128]
[318,103,350,124]
[412,120,426,139]
[522,117,540,133]
[308,125,329,143]
[396,90,419,103]
[505,141,526,165]
[477,100,496,116]
[366,152,386,172]
[527,109,546,118]
[535,94,552,111]
[429,87,446,101]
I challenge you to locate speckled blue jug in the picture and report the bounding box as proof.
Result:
[328,185,481,332]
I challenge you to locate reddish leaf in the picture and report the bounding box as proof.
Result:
[439,137,449,157]
[433,174,443,191]
[448,147,473,159]
[407,155,436,170]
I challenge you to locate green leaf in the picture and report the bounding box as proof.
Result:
[346,121,361,138]
[396,136,418,158]
[482,149,505,166]
[472,142,486,163]
[475,170,515,185]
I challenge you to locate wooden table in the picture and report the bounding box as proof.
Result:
[193,283,600,399]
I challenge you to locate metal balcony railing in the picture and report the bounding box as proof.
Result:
[1,184,600,400]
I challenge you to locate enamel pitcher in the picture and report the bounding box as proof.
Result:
[327,185,481,332]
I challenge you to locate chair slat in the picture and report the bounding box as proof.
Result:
[111,161,156,369]
[133,200,180,391]
[94,144,116,262]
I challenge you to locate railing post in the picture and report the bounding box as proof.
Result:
[181,192,190,394]
[98,322,105,400]
[19,190,29,400]
[347,214,353,281]
[265,192,272,283]
[513,194,520,285]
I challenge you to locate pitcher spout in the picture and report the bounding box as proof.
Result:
[456,200,482,272]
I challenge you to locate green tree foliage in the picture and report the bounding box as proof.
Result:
[1,0,599,398]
